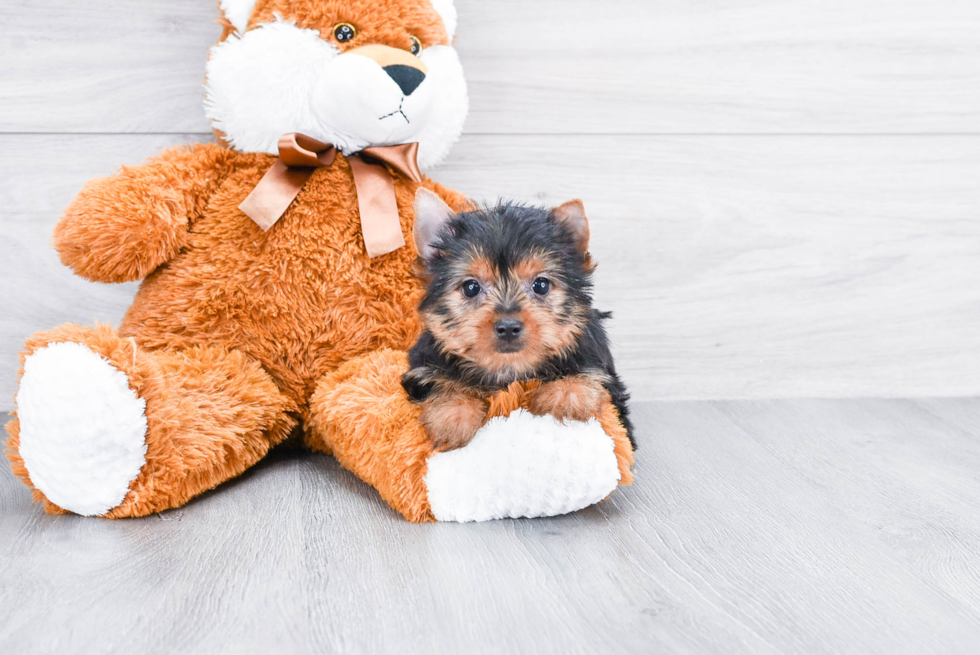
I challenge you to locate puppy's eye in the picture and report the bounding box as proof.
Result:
[333,23,357,42]
[531,277,551,296]
[461,279,482,298]
[409,36,422,56]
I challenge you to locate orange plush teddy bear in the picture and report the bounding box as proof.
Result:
[6,0,633,522]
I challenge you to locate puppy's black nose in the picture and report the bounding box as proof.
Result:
[383,65,426,96]
[494,318,524,342]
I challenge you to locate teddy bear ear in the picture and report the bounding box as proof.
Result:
[220,0,258,34]
[414,188,456,262]
[429,0,458,38]
[550,199,590,255]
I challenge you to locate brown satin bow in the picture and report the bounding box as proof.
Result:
[239,133,422,258]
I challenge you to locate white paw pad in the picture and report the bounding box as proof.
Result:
[16,342,148,516]
[424,409,621,522]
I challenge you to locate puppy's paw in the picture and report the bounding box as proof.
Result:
[420,394,488,452]
[527,376,608,423]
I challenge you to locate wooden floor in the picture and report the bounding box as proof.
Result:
[3,398,980,655]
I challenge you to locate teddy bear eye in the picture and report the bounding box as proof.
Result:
[531,277,551,296]
[461,279,482,298]
[333,23,357,42]
[409,36,422,56]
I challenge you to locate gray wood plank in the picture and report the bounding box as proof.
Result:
[0,2,216,134]
[434,134,980,400]
[3,133,978,406]
[916,397,980,439]
[715,398,980,614]
[460,0,980,135]
[3,399,980,654]
[1,0,978,134]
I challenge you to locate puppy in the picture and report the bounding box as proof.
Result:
[402,189,634,452]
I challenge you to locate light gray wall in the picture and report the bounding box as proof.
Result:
[2,0,978,406]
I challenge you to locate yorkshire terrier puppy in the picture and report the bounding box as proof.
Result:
[402,188,634,452]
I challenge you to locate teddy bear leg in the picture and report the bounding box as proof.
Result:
[305,349,635,523]
[305,352,436,522]
[5,324,295,518]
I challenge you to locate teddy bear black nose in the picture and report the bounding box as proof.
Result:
[383,65,426,96]
[494,318,524,342]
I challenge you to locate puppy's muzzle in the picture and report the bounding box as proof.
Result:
[494,318,524,345]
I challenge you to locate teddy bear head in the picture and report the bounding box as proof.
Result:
[207,0,466,169]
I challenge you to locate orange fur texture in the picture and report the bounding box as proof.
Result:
[248,0,451,49]
[6,140,468,518]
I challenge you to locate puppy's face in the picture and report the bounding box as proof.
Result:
[413,191,594,379]
[426,251,583,376]
[207,0,466,169]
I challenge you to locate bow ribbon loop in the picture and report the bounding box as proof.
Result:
[278,133,337,168]
[238,133,421,258]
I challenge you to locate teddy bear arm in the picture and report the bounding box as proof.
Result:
[54,143,236,283]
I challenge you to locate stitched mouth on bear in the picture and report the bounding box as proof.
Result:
[379,97,410,124]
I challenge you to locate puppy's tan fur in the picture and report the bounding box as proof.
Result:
[418,383,489,451]
[527,374,610,423]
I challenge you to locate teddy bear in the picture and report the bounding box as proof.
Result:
[5,0,633,523]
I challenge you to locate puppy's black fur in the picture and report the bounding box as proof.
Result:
[403,201,635,449]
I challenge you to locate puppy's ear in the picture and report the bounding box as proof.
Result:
[414,188,456,262]
[551,199,590,255]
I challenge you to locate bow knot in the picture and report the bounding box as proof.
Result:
[239,133,422,258]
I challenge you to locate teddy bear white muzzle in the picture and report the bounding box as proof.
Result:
[310,49,435,150]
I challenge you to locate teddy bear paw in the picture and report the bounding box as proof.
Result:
[15,342,148,516]
[423,409,622,522]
